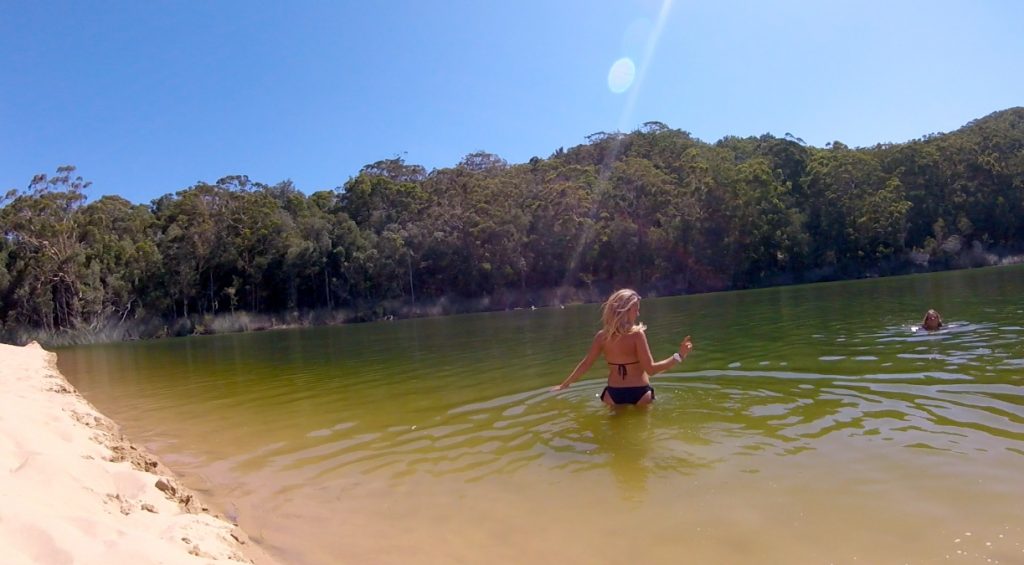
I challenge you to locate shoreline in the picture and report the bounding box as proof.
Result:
[0,342,277,564]
[7,260,1024,349]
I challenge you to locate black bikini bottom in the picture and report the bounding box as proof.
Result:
[600,385,655,405]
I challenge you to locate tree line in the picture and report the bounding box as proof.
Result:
[2,107,1022,344]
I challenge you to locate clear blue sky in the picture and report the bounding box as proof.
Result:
[2,0,1022,204]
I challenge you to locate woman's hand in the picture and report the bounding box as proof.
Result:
[550,383,568,392]
[679,336,693,359]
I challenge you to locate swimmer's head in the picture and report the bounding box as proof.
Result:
[922,309,943,331]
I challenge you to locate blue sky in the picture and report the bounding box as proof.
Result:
[2,0,1022,204]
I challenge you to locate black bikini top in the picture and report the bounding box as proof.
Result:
[609,361,639,379]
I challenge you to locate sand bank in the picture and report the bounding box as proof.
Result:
[0,342,276,564]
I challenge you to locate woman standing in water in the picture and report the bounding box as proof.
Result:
[551,289,693,406]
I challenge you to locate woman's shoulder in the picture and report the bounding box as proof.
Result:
[613,328,644,344]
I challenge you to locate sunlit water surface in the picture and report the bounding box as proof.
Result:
[59,266,1024,564]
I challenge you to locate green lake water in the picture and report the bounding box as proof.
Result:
[57,265,1024,564]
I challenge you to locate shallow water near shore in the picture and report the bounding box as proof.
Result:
[58,265,1024,563]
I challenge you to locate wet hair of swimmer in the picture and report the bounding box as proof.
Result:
[922,309,943,330]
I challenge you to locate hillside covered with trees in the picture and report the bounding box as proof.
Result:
[2,108,1022,344]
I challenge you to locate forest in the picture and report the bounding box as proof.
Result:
[2,107,1022,345]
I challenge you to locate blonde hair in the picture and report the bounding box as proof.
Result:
[601,289,646,339]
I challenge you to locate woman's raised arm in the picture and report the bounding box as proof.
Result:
[636,331,691,376]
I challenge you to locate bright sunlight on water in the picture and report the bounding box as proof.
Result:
[58,265,1024,564]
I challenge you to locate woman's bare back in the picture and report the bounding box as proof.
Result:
[600,331,650,387]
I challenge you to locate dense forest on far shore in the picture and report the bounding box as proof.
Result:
[2,108,1023,345]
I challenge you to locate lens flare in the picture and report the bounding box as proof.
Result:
[607,57,636,94]
[563,0,674,289]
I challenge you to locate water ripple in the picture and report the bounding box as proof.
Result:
[241,366,1024,490]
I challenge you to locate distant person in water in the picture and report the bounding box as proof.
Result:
[551,289,693,406]
[921,309,943,331]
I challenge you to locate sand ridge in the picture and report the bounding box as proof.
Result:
[0,342,277,565]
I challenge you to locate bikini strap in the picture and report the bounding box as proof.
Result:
[610,361,639,379]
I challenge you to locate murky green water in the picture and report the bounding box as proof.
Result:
[58,266,1024,564]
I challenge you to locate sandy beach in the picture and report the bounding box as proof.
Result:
[0,342,276,565]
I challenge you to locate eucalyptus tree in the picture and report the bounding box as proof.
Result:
[0,227,15,336]
[592,157,678,285]
[266,182,335,310]
[415,155,509,297]
[340,158,429,301]
[340,158,427,233]
[151,182,233,317]
[305,190,367,308]
[804,142,912,267]
[0,166,90,331]
[77,195,161,322]
[520,159,598,289]
[729,158,808,285]
[222,183,286,313]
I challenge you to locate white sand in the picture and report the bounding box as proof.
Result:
[0,342,277,565]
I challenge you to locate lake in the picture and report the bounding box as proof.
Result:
[57,265,1024,564]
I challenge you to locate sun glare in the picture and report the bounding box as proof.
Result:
[607,57,637,94]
